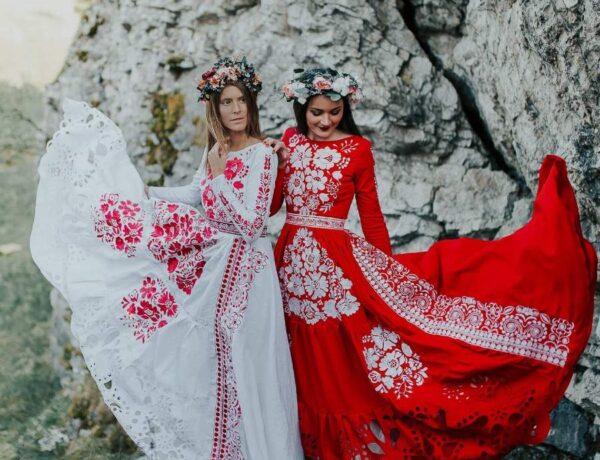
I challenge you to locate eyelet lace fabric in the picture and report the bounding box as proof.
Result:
[31,100,303,459]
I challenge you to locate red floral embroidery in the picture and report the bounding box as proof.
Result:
[94,193,144,256]
[120,276,178,342]
[223,157,247,192]
[215,154,272,240]
[147,200,218,294]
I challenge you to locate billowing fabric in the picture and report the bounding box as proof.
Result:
[30,100,303,460]
[271,127,597,459]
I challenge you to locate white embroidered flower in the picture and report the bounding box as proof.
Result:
[322,299,339,319]
[336,293,359,316]
[287,297,302,315]
[290,144,312,169]
[287,171,305,196]
[299,299,325,325]
[305,272,328,299]
[380,350,406,377]
[303,247,322,272]
[306,169,326,193]
[287,274,305,296]
[371,326,399,351]
[447,305,466,323]
[313,147,341,169]
[363,348,380,370]
[524,320,547,341]
[500,316,523,335]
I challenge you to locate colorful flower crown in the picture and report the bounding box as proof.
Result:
[196,56,262,101]
[281,68,363,105]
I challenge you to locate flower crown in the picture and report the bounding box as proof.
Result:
[281,68,363,105]
[196,56,262,101]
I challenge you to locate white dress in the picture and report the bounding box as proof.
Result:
[30,99,303,460]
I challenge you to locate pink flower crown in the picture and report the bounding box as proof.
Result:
[281,68,363,106]
[196,56,262,101]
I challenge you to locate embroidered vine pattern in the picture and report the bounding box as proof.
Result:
[94,193,144,257]
[212,240,268,460]
[279,227,359,324]
[120,276,178,343]
[351,236,574,367]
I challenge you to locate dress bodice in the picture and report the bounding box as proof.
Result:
[272,127,392,254]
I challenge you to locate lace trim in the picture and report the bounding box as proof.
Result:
[351,236,572,367]
[285,213,346,230]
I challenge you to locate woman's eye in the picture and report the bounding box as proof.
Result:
[311,111,322,116]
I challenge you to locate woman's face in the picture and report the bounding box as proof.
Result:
[306,95,344,140]
[219,85,248,133]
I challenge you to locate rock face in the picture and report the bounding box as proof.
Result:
[44,0,599,457]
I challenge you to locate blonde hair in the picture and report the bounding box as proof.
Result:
[202,82,262,168]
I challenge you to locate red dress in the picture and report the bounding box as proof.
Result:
[271,127,597,460]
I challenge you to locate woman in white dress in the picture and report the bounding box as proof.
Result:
[30,56,303,460]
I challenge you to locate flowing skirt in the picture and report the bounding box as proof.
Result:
[274,155,596,459]
[31,100,303,460]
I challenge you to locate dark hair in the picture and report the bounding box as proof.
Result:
[293,96,361,137]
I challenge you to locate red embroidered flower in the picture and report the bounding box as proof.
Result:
[120,277,179,342]
[224,157,244,180]
[118,200,141,217]
[140,278,157,299]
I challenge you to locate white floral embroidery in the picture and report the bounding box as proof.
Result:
[283,133,354,214]
[362,326,428,399]
[279,228,359,324]
[351,235,575,367]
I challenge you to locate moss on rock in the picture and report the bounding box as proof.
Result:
[145,91,185,182]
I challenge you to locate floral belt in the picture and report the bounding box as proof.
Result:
[285,213,346,230]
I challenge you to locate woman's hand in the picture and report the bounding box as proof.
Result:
[263,137,289,169]
[207,142,227,177]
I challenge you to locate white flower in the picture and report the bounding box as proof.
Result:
[306,169,326,192]
[332,76,351,96]
[313,147,341,169]
[299,299,325,324]
[305,272,328,299]
[288,274,305,296]
[290,144,312,168]
[287,171,305,196]
[303,247,322,272]
[371,326,399,351]
[380,349,406,377]
[363,348,380,370]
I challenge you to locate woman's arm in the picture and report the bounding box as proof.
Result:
[206,145,277,242]
[354,144,393,255]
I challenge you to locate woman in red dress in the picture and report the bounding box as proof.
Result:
[269,68,597,459]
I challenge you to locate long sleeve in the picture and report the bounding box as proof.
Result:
[207,145,277,242]
[270,168,285,216]
[354,146,392,255]
[147,166,204,207]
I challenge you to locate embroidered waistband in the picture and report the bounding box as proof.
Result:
[285,213,346,230]
[209,219,267,237]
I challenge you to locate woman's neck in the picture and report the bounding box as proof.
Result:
[228,131,253,151]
